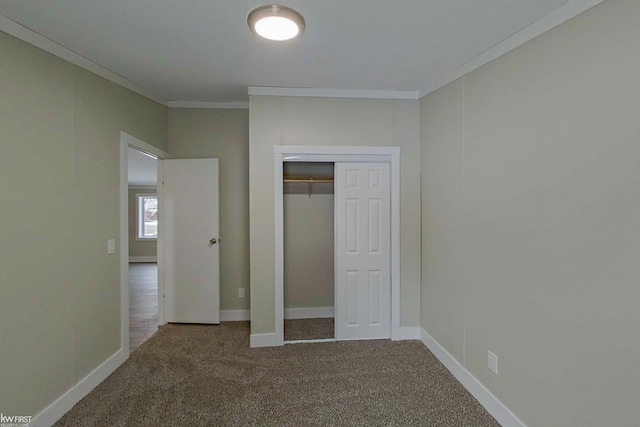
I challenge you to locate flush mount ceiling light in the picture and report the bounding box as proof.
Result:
[247,5,305,41]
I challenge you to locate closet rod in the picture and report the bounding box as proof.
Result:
[283,177,334,183]
[283,176,334,197]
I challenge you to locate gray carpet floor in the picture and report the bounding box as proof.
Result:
[55,322,499,426]
[285,318,334,341]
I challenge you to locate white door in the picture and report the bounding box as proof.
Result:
[335,162,391,340]
[162,158,220,324]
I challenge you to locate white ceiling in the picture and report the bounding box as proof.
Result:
[0,0,585,103]
[128,147,157,186]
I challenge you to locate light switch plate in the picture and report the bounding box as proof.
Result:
[107,239,116,254]
[488,351,498,375]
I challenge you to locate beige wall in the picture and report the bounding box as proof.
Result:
[128,187,157,257]
[249,96,421,335]
[284,194,334,309]
[167,108,250,311]
[421,79,465,362]
[420,1,640,425]
[0,31,167,416]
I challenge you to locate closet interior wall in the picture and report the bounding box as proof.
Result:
[283,162,335,318]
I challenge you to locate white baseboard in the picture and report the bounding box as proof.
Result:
[250,333,279,348]
[30,349,125,427]
[285,338,336,344]
[284,306,334,319]
[129,256,157,263]
[419,329,526,427]
[394,326,421,340]
[220,310,250,321]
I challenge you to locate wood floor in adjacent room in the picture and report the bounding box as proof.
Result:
[129,263,158,353]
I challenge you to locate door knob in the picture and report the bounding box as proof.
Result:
[209,238,217,245]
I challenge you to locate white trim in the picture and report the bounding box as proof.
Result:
[285,338,337,345]
[274,146,401,347]
[274,152,285,347]
[221,309,250,321]
[282,153,392,163]
[250,333,279,348]
[30,349,125,427]
[394,326,421,340]
[284,307,334,319]
[390,150,401,339]
[249,86,419,100]
[121,132,167,159]
[119,138,131,358]
[419,329,527,427]
[275,145,398,156]
[128,185,157,190]
[420,0,606,97]
[0,14,167,106]
[156,159,166,329]
[167,101,249,109]
[128,256,158,263]
[120,132,168,359]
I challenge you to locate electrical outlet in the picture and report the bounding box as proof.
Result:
[238,288,245,298]
[107,239,116,254]
[488,351,498,375]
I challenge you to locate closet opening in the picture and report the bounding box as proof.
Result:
[283,162,335,343]
[271,145,401,349]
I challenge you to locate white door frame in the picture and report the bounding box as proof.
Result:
[273,145,401,346]
[119,131,168,357]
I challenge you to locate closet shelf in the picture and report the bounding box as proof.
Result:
[283,176,334,197]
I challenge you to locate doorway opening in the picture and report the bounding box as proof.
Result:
[127,147,159,353]
[273,146,401,347]
[119,132,168,357]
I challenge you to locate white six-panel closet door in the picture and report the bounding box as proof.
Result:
[335,162,391,341]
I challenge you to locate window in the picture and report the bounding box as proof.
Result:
[137,194,158,239]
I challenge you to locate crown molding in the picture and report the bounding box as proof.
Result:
[167,101,249,109]
[420,0,606,98]
[249,86,420,100]
[0,14,168,106]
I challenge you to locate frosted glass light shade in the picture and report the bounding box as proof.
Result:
[248,5,305,41]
